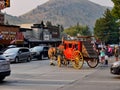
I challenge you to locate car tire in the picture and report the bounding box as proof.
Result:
[15,57,19,63]
[0,76,5,81]
[40,53,44,60]
[27,56,31,62]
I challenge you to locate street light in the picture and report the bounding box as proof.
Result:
[118,27,120,46]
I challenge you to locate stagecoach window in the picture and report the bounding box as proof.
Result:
[64,44,66,49]
[75,44,78,49]
[69,44,72,48]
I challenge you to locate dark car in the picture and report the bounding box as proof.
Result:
[110,61,120,75]
[3,47,31,63]
[30,46,49,60]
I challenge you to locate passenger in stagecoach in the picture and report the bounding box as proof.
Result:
[57,43,64,52]
[74,44,78,50]
[93,41,99,55]
[93,42,99,51]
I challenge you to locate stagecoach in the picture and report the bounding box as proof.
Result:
[57,36,99,69]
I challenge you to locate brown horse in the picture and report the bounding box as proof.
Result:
[48,47,57,65]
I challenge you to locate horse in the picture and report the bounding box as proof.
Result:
[48,47,57,65]
[48,44,65,65]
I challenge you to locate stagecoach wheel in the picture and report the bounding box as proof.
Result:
[87,58,99,68]
[72,51,84,69]
[57,55,61,67]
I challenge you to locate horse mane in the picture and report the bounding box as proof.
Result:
[48,47,57,57]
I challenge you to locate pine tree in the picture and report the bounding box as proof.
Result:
[111,0,120,19]
[94,9,119,44]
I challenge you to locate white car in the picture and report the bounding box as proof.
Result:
[110,61,120,75]
[0,55,11,81]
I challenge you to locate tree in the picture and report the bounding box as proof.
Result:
[46,21,52,27]
[111,0,120,31]
[64,24,91,36]
[111,0,120,19]
[63,26,78,36]
[94,9,119,44]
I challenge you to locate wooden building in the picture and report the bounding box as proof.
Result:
[0,25,24,48]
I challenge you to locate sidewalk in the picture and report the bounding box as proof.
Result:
[98,56,119,67]
[108,56,120,64]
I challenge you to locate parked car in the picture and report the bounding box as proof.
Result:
[3,47,31,63]
[30,46,49,60]
[110,61,120,75]
[0,45,17,55]
[0,55,11,81]
[7,45,17,48]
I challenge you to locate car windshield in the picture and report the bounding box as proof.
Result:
[4,48,19,54]
[31,46,43,52]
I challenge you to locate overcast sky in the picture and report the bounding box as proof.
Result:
[1,0,114,16]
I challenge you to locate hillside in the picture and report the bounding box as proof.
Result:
[4,14,31,25]
[6,0,109,28]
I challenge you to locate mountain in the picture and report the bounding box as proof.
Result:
[6,0,109,28]
[4,14,31,25]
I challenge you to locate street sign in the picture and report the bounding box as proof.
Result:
[0,0,10,10]
[4,0,10,7]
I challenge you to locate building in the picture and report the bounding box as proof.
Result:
[31,22,61,41]
[0,24,24,49]
[19,22,62,47]
[0,12,4,24]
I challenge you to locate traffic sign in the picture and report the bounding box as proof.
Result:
[4,0,10,7]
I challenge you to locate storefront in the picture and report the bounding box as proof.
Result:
[0,25,24,48]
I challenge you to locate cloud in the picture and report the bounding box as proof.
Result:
[1,0,49,16]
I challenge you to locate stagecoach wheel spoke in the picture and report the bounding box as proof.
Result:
[57,55,61,67]
[72,51,84,69]
[87,58,99,68]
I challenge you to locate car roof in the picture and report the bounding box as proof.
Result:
[33,46,49,48]
[8,45,16,48]
[5,47,29,50]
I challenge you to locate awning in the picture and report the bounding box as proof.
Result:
[10,40,24,44]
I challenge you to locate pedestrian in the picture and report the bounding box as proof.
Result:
[114,45,119,61]
[107,45,113,57]
[100,48,105,64]
[104,55,108,65]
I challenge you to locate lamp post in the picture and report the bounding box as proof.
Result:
[118,24,120,61]
[119,27,120,45]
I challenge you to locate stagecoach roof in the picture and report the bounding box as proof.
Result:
[77,36,95,38]
[28,40,61,43]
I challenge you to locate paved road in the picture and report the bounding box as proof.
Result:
[0,59,120,90]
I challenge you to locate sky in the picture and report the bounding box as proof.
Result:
[1,0,114,16]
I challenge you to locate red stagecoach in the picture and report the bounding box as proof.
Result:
[57,36,99,69]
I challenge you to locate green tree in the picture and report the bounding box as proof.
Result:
[111,0,120,32]
[94,9,119,44]
[111,0,120,19]
[64,24,91,36]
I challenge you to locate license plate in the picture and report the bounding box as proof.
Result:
[0,65,9,70]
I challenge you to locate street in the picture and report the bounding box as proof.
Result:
[0,59,120,90]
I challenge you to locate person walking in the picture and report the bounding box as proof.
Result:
[114,45,119,61]
[107,45,113,57]
[100,48,105,64]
